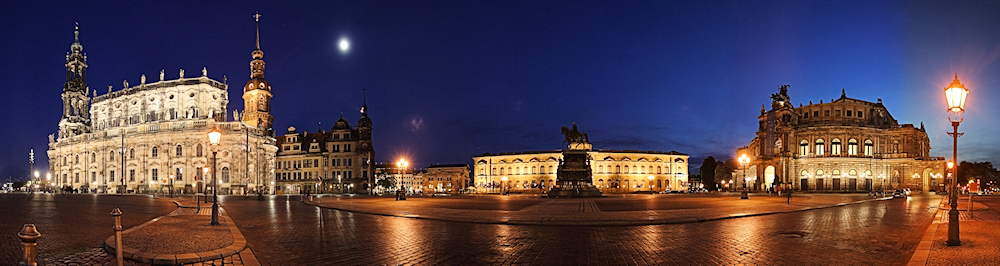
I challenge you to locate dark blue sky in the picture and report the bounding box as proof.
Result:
[3,1,1000,181]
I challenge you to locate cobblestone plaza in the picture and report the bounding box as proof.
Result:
[1,192,955,265]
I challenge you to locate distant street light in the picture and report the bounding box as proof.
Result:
[944,74,968,246]
[396,159,408,200]
[648,175,654,193]
[739,154,751,199]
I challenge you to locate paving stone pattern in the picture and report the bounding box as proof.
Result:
[223,194,940,265]
[0,193,175,265]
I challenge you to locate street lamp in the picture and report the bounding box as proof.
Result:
[396,159,408,200]
[169,174,175,198]
[208,126,222,225]
[739,154,751,199]
[203,168,209,203]
[944,74,969,246]
[648,175,654,193]
[501,176,508,195]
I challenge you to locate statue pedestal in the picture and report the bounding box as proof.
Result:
[567,142,592,150]
[547,149,603,198]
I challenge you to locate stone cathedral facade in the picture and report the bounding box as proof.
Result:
[736,86,946,193]
[47,21,278,195]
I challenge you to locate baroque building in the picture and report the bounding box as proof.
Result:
[422,164,470,193]
[736,86,946,193]
[473,150,689,193]
[274,109,375,194]
[47,20,278,194]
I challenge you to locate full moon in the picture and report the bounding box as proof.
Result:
[338,38,350,53]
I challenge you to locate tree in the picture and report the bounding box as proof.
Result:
[700,156,718,190]
[714,159,737,189]
[377,179,394,191]
[958,161,1000,189]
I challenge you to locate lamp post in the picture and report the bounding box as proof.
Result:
[944,74,968,246]
[397,159,408,200]
[501,176,508,195]
[169,174,175,198]
[208,126,222,226]
[648,175,654,193]
[203,168,209,203]
[739,154,750,199]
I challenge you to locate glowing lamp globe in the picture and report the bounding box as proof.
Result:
[944,74,968,113]
[208,126,222,145]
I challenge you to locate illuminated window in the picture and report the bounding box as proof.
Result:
[815,139,825,155]
[848,139,858,156]
[831,139,841,155]
[864,139,873,156]
[799,140,808,156]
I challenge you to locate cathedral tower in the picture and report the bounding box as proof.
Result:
[59,23,91,139]
[357,89,375,193]
[243,13,274,132]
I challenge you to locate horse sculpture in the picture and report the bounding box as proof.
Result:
[561,123,589,146]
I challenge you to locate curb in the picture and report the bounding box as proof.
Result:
[302,196,895,226]
[103,204,249,265]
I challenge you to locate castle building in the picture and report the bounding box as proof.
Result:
[473,150,689,193]
[422,164,470,193]
[47,19,278,194]
[736,86,946,193]
[274,110,375,194]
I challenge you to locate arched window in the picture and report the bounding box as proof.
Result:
[75,155,80,164]
[548,166,553,174]
[176,145,183,157]
[799,140,809,156]
[864,139,873,157]
[640,166,646,174]
[109,151,115,161]
[817,169,824,177]
[657,166,662,174]
[221,167,230,183]
[491,167,496,175]
[624,165,629,174]
[151,147,158,158]
[864,170,872,178]
[832,169,841,178]
[632,165,637,174]
[831,139,842,155]
[532,166,537,174]
[849,169,857,177]
[848,139,858,156]
[801,169,808,177]
[598,165,604,173]
[815,139,825,155]
[197,144,204,157]
[129,148,135,159]
[616,165,621,174]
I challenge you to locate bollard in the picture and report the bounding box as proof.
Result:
[111,208,123,266]
[18,224,41,266]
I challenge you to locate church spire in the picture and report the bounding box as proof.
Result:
[242,12,274,132]
[60,22,92,138]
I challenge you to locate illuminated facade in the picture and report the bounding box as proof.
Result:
[47,24,278,194]
[737,86,946,192]
[274,112,375,194]
[422,164,470,193]
[474,150,688,193]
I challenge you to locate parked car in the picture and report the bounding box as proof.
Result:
[892,189,908,198]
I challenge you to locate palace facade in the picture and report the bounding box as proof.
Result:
[474,150,688,193]
[736,86,946,193]
[273,111,375,194]
[47,21,278,194]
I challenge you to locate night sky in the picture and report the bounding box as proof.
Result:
[3,1,1000,181]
